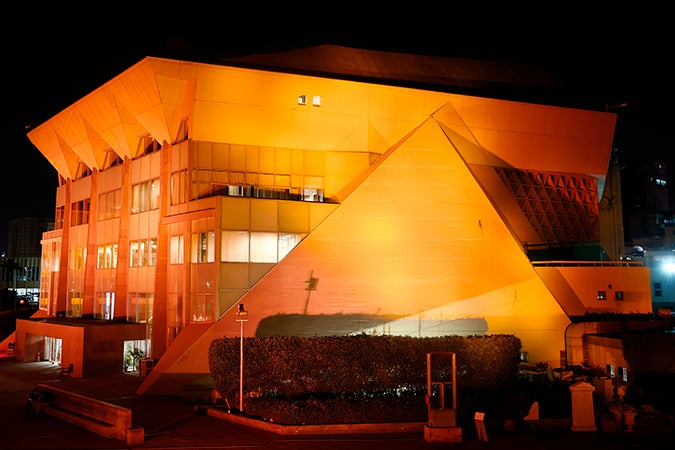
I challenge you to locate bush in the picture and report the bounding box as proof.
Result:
[245,388,427,425]
[208,334,523,425]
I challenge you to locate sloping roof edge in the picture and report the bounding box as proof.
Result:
[216,44,566,106]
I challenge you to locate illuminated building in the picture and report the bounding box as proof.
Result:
[15,45,654,394]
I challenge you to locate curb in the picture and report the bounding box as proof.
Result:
[205,407,425,435]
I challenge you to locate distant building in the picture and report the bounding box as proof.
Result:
[622,160,671,248]
[641,248,675,312]
[0,217,53,302]
[8,217,54,258]
[620,159,675,313]
[16,46,659,391]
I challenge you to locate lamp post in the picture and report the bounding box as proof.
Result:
[235,303,248,413]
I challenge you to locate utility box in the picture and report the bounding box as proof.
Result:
[424,352,462,443]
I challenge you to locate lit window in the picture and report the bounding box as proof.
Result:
[95,291,115,320]
[191,232,215,263]
[597,291,607,301]
[96,244,118,269]
[618,367,628,382]
[129,239,157,267]
[303,188,324,202]
[312,95,321,106]
[297,95,307,105]
[278,233,301,260]
[250,232,277,263]
[170,235,184,264]
[131,178,160,213]
[221,231,249,262]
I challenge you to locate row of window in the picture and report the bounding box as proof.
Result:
[597,290,624,301]
[62,177,161,228]
[93,231,303,269]
[71,291,152,324]
[606,364,628,382]
[188,231,302,264]
[62,171,323,230]
[297,94,322,106]
[95,239,158,269]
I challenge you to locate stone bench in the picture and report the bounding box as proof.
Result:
[35,384,144,445]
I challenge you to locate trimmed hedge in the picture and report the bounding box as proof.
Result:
[208,334,521,424]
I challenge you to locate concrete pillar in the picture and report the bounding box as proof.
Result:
[570,381,596,431]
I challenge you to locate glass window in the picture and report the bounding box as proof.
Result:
[128,292,153,323]
[170,235,184,264]
[618,367,628,382]
[95,291,115,320]
[70,247,87,270]
[171,170,188,205]
[250,232,277,263]
[221,231,249,262]
[191,232,215,263]
[150,179,160,210]
[278,233,301,260]
[96,244,118,268]
[130,241,140,267]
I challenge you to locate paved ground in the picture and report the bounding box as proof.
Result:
[1,357,674,449]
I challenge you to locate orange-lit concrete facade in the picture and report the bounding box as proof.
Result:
[23,51,653,394]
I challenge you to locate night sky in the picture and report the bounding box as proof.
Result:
[3,3,673,252]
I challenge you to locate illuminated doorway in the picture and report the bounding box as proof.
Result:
[44,337,62,364]
[123,339,151,373]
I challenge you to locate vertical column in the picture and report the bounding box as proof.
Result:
[114,159,131,319]
[151,141,172,359]
[82,169,100,317]
[55,180,72,316]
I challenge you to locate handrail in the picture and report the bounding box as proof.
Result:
[531,260,644,267]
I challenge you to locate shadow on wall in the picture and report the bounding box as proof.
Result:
[256,313,488,337]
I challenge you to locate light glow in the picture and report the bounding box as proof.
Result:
[663,261,675,274]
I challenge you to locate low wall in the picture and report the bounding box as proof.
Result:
[35,384,143,444]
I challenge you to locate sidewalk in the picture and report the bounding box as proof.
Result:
[1,357,673,449]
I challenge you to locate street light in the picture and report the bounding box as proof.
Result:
[235,303,248,413]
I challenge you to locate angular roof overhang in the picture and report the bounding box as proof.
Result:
[27,58,197,180]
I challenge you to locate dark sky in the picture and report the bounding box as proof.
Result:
[3,3,673,252]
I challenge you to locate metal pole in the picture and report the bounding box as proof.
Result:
[239,319,244,412]
[236,303,248,413]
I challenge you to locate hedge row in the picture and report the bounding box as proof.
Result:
[208,334,521,403]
